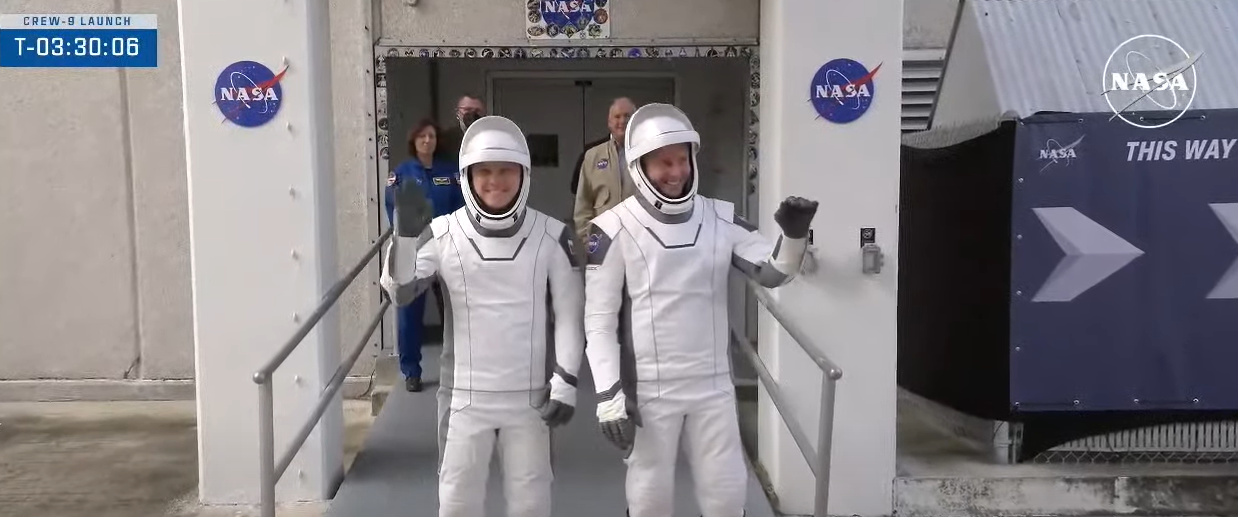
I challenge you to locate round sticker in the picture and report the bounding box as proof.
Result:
[587,233,601,254]
[810,58,880,124]
[215,61,285,128]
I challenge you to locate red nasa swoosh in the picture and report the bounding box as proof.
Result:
[820,61,883,115]
[218,65,288,123]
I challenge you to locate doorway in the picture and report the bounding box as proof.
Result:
[490,75,677,223]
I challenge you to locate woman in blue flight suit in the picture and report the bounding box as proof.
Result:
[385,119,465,392]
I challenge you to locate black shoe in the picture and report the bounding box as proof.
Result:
[405,377,423,392]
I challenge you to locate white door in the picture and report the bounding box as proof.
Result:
[492,78,585,224]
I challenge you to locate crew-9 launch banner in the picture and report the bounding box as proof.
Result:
[1009,110,1238,412]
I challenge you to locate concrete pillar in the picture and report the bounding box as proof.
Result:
[756,0,903,515]
[177,0,342,504]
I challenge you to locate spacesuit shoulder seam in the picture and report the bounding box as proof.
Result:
[710,197,735,222]
[590,209,621,237]
[430,215,450,238]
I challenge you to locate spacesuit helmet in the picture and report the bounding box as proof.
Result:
[624,103,700,216]
[458,115,532,231]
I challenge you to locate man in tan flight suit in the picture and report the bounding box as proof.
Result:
[573,97,637,244]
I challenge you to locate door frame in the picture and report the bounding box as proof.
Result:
[370,44,760,354]
[485,71,682,115]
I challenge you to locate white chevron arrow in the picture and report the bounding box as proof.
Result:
[1032,207,1145,302]
[1207,203,1238,300]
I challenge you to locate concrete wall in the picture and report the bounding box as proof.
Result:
[374,0,958,49]
[0,0,961,399]
[0,0,380,400]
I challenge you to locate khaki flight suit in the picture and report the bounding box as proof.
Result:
[573,139,637,245]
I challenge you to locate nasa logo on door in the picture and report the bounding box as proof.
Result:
[809,58,881,124]
[215,60,286,128]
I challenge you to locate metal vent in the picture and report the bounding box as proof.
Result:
[1020,421,1238,464]
[902,49,945,133]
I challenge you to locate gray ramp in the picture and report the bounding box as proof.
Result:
[330,348,775,517]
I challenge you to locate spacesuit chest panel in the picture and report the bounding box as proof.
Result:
[437,211,552,392]
[618,199,733,381]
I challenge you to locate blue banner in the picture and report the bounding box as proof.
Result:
[0,14,158,68]
[1010,110,1238,412]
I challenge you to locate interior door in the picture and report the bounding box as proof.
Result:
[492,78,584,224]
[582,78,677,145]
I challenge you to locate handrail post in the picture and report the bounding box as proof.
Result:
[812,376,839,517]
[258,380,276,517]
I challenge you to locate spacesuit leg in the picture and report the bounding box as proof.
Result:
[497,407,553,517]
[624,399,685,517]
[397,293,428,379]
[682,390,747,517]
[438,405,496,517]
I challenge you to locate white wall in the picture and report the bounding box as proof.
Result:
[0,0,379,400]
[377,0,759,46]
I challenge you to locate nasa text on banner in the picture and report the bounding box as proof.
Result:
[526,0,610,40]
[809,58,881,124]
[1009,110,1238,412]
[0,14,158,68]
[215,61,286,128]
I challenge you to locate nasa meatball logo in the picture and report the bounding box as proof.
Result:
[215,60,286,128]
[596,158,609,169]
[1101,34,1199,129]
[587,233,601,254]
[810,58,881,124]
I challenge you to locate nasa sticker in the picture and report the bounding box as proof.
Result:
[1101,34,1199,129]
[596,158,609,169]
[587,233,601,255]
[810,58,881,124]
[215,60,286,128]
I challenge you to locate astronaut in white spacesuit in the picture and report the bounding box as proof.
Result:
[582,104,818,517]
[379,115,585,517]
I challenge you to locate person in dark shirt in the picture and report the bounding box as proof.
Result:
[385,119,465,392]
[435,93,486,162]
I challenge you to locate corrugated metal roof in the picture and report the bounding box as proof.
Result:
[965,0,1238,115]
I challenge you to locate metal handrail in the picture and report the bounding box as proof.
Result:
[252,226,393,517]
[736,277,843,517]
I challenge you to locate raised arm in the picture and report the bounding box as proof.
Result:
[540,224,587,427]
[582,218,636,449]
[379,185,442,305]
[728,197,819,289]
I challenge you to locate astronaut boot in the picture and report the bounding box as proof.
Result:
[405,377,423,392]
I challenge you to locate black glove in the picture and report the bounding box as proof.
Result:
[600,417,637,452]
[394,180,433,238]
[539,399,575,427]
[774,196,819,239]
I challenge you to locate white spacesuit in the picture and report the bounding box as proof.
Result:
[582,104,818,517]
[380,116,585,517]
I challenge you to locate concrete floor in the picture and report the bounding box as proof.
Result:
[0,399,375,517]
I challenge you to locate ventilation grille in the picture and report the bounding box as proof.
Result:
[902,49,945,133]
[1053,421,1238,453]
[1028,421,1238,464]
